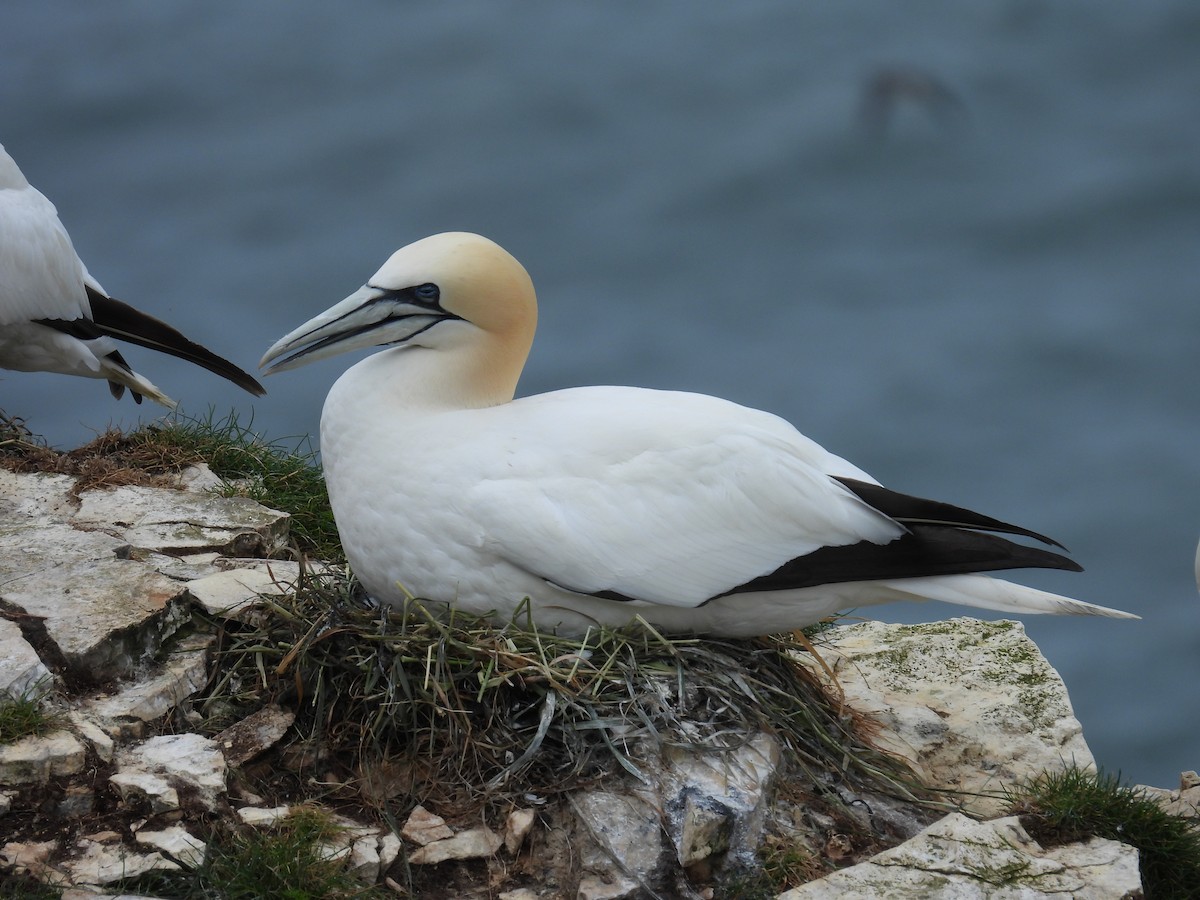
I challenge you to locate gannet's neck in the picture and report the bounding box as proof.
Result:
[339,327,528,414]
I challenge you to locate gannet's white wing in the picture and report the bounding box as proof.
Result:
[0,151,92,324]
[466,388,906,607]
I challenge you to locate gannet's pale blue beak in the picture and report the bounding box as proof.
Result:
[260,282,459,374]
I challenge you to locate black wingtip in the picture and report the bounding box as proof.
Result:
[87,288,266,397]
[721,524,1083,600]
[834,477,1069,550]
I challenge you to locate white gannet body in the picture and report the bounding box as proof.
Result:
[261,232,1135,636]
[0,142,263,407]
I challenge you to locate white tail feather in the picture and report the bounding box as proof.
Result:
[96,358,177,409]
[879,574,1138,619]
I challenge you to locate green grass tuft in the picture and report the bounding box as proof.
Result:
[0,691,62,745]
[116,806,390,899]
[1009,764,1200,899]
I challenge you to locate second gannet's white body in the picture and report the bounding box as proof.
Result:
[262,232,1134,636]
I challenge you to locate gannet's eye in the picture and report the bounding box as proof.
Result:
[414,283,440,302]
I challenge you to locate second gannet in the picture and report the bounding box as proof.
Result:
[261,232,1135,637]
[0,142,264,407]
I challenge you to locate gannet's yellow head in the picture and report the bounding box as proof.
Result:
[260,232,537,375]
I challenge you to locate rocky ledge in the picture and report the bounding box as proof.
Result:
[0,464,1192,898]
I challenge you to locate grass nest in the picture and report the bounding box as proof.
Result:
[193,568,934,822]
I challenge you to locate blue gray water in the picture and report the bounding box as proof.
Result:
[3,2,1197,789]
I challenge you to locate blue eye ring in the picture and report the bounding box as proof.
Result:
[414,283,440,302]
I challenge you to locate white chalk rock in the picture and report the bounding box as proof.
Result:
[212,704,296,766]
[111,733,227,812]
[73,483,289,557]
[108,771,179,813]
[85,634,211,726]
[348,833,382,882]
[661,731,780,867]
[134,824,207,868]
[778,812,1142,899]
[0,469,76,523]
[66,713,115,763]
[797,618,1094,816]
[573,790,664,893]
[1140,769,1200,820]
[504,807,536,855]
[577,873,642,900]
[408,825,503,864]
[379,831,403,871]
[401,804,454,846]
[186,564,297,617]
[0,730,85,784]
[0,617,52,699]
[174,463,227,493]
[0,838,61,883]
[237,805,292,826]
[64,838,180,885]
[0,523,190,682]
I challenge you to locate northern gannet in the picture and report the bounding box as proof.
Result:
[260,232,1135,636]
[0,143,264,407]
